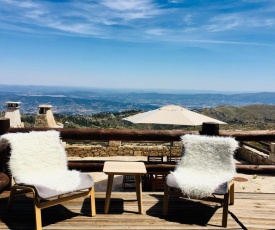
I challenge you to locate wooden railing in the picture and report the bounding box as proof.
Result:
[243,141,270,155]
[1,118,275,175]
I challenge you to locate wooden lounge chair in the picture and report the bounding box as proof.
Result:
[163,134,238,228]
[1,130,96,230]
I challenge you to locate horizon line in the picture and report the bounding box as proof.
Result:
[1,83,275,95]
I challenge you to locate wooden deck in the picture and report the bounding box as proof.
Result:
[0,191,274,230]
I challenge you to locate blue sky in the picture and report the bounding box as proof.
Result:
[0,0,275,92]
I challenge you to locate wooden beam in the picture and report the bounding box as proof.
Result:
[236,164,275,174]
[6,127,275,142]
[67,160,177,172]
[243,142,270,155]
[219,130,275,141]
[7,127,198,142]
[68,160,275,174]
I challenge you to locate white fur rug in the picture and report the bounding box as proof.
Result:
[1,130,81,192]
[171,134,239,198]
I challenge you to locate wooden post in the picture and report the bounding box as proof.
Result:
[0,118,10,135]
[270,143,275,162]
[200,122,220,136]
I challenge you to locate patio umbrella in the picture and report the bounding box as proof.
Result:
[123,105,226,126]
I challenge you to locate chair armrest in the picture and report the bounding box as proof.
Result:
[0,172,10,191]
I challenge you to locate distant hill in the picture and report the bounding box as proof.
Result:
[201,104,275,130]
[1,85,275,115]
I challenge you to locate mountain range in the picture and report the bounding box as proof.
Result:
[1,84,275,115]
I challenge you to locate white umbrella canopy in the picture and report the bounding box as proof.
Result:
[123,105,226,126]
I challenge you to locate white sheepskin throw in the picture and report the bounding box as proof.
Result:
[171,134,239,199]
[0,130,81,193]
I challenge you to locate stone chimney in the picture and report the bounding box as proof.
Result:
[4,101,24,128]
[34,104,63,128]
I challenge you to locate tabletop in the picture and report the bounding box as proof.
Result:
[103,161,147,174]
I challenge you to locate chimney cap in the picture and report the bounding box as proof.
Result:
[5,101,21,104]
[38,104,52,108]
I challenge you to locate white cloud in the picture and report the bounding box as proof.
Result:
[1,0,40,10]
[17,0,39,9]
[183,14,194,26]
[169,0,183,3]
[249,17,275,27]
[0,0,274,46]
[101,0,150,11]
[99,0,163,22]
[146,28,168,36]
[206,10,275,33]
[207,14,241,32]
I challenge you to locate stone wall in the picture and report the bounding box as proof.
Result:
[66,141,275,165]
[236,145,275,165]
[66,141,182,158]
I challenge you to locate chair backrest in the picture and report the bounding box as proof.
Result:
[178,135,238,175]
[1,131,67,180]
[171,134,239,198]
[178,134,238,176]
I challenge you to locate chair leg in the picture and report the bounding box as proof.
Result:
[90,186,96,217]
[34,196,42,230]
[163,183,169,216]
[7,186,17,210]
[229,182,234,205]
[222,192,229,228]
[8,186,33,210]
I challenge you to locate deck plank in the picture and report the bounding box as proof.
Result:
[229,192,275,230]
[0,191,274,229]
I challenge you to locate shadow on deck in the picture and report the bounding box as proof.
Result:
[0,191,274,230]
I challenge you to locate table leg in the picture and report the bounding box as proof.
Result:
[135,175,143,214]
[104,174,114,214]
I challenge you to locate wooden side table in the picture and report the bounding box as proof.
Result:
[103,161,147,214]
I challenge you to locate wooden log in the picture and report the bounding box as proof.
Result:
[236,164,275,174]
[7,127,275,142]
[67,160,177,172]
[242,142,270,155]
[68,160,105,172]
[258,141,270,147]
[7,127,198,142]
[68,160,275,175]
[53,129,275,142]
[219,130,275,141]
